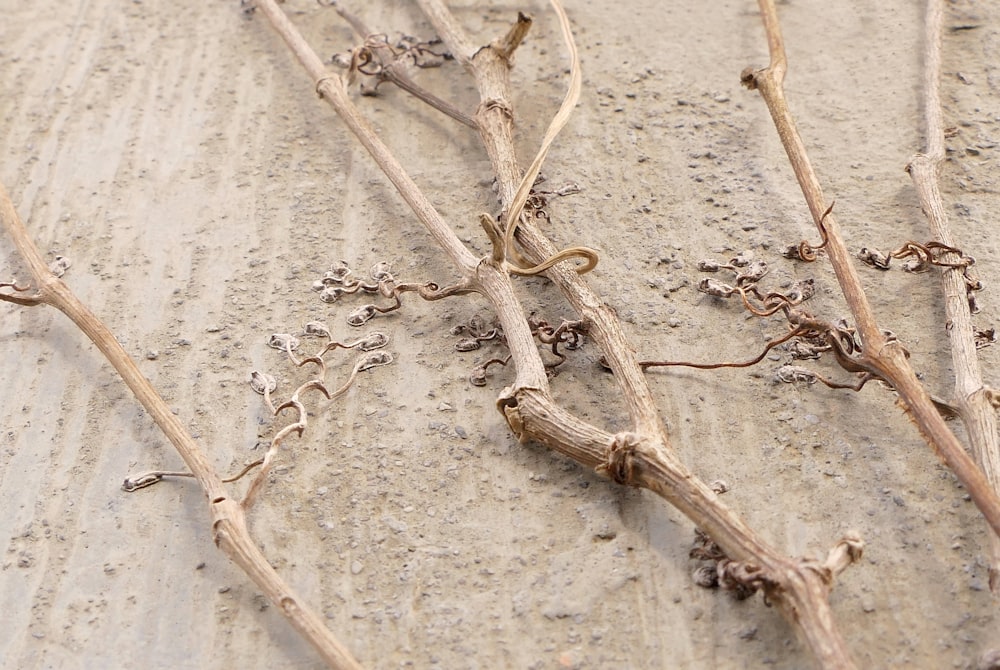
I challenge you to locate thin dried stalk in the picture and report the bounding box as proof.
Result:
[0,183,363,670]
[906,0,1000,592]
[742,0,1000,539]
[253,0,862,666]
[421,3,861,665]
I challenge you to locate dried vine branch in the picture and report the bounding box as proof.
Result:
[904,0,1000,592]
[0,183,364,670]
[741,0,1000,539]
[14,1,992,667]
[252,0,872,666]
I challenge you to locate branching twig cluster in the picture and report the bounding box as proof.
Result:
[3,0,1000,668]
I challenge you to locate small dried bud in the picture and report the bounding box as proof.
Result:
[775,365,818,384]
[122,473,163,492]
[857,247,890,270]
[785,278,816,304]
[266,333,300,351]
[739,260,769,283]
[455,338,481,352]
[370,262,393,282]
[48,255,71,278]
[729,253,751,268]
[302,321,331,338]
[697,277,734,297]
[358,351,393,371]
[357,332,389,351]
[692,565,719,589]
[710,480,730,494]
[696,259,721,272]
[975,328,997,349]
[248,370,277,395]
[969,293,981,315]
[553,182,581,196]
[788,340,825,360]
[319,287,344,304]
[347,305,378,327]
[330,51,353,69]
[781,245,804,260]
[330,259,351,273]
[469,366,489,387]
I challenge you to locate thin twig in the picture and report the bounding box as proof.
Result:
[0,182,364,670]
[416,1,861,667]
[905,0,1000,592]
[742,0,1000,541]
[330,3,477,128]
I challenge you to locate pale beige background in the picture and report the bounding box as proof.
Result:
[1,1,999,668]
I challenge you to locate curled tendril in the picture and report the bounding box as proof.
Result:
[858,239,983,313]
[783,201,834,262]
[529,316,587,369]
[641,244,900,392]
[470,355,511,387]
[312,260,473,327]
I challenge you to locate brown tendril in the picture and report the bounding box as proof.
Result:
[786,201,834,261]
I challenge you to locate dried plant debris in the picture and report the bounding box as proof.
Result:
[636,247,903,394]
[975,327,997,349]
[856,247,891,270]
[48,255,71,277]
[267,333,300,352]
[311,259,470,326]
[781,202,834,261]
[241,326,394,508]
[248,370,278,395]
[331,32,453,96]
[694,252,813,317]
[858,240,983,313]
[689,529,758,601]
[451,314,504,352]
[456,312,587,386]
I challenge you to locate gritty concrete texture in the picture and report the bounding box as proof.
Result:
[2,1,999,668]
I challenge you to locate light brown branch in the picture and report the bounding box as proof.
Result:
[416,1,860,667]
[251,0,871,666]
[0,183,364,670]
[905,0,1000,592]
[743,0,1000,541]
